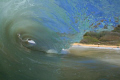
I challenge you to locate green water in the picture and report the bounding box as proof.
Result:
[0,47,120,80]
[0,0,120,80]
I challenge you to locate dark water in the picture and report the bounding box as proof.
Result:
[1,47,120,80]
[0,0,120,80]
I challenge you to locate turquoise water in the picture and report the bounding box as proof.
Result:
[0,0,120,80]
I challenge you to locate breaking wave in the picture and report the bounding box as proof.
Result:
[0,0,120,53]
[0,0,120,80]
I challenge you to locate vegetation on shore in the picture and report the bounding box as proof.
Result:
[80,25,120,46]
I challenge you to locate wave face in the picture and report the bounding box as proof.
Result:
[0,0,120,80]
[0,0,120,53]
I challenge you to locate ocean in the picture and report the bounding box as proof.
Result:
[0,46,120,80]
[0,0,120,80]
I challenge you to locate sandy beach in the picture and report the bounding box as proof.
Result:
[72,43,120,49]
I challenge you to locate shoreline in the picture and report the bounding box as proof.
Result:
[72,43,120,49]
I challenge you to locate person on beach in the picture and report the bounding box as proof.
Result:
[98,43,100,47]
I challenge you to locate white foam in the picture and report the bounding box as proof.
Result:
[61,49,69,54]
[28,40,36,44]
[46,49,58,54]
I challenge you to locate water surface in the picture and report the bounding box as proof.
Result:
[0,0,120,80]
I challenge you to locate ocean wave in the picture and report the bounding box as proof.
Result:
[0,0,120,54]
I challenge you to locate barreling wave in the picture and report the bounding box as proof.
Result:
[0,0,120,54]
[0,0,120,80]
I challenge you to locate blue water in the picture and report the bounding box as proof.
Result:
[0,0,120,80]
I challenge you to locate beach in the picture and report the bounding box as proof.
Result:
[72,43,120,49]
